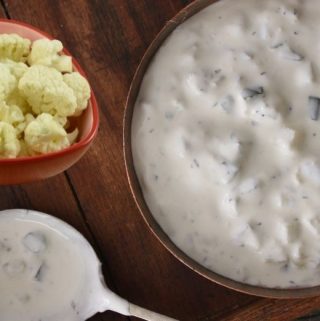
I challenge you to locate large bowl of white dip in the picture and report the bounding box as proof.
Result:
[124,0,320,298]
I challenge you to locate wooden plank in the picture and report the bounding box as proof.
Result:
[219,298,320,321]
[0,1,6,17]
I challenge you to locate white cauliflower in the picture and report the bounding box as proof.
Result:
[0,63,16,101]
[0,102,24,127]
[25,113,70,154]
[28,39,72,73]
[2,58,29,79]
[0,34,90,158]
[19,65,77,117]
[6,89,32,115]
[67,128,79,145]
[0,121,20,158]
[53,114,68,127]
[2,59,31,113]
[0,34,31,62]
[15,113,35,136]
[63,72,90,115]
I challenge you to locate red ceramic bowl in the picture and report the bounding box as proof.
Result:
[0,19,99,185]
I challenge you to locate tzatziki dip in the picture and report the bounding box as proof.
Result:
[132,0,320,288]
[0,209,129,321]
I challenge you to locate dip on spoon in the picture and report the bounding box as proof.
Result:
[0,209,177,321]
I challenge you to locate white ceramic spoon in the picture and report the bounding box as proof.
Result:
[0,209,178,321]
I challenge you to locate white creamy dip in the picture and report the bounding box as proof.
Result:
[132,0,320,288]
[0,209,129,321]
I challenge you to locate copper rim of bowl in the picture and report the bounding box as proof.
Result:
[0,18,99,163]
[124,0,320,299]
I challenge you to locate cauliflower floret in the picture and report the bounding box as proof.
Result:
[28,39,72,73]
[53,114,68,127]
[2,58,29,79]
[67,128,79,144]
[0,36,88,158]
[2,60,31,113]
[15,113,35,136]
[6,89,32,115]
[63,72,90,116]
[25,113,70,154]
[0,34,31,62]
[0,121,20,158]
[0,102,24,127]
[0,63,17,101]
[19,65,77,117]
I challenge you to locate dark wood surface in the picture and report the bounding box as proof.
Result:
[0,1,320,320]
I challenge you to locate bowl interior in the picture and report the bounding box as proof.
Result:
[0,19,98,159]
[124,0,320,299]
[0,20,54,41]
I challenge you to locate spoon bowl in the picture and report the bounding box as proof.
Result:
[0,209,176,321]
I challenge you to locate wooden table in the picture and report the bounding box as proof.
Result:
[1,1,320,320]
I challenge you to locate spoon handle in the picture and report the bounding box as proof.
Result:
[129,303,179,321]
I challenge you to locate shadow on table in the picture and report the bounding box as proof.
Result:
[297,310,320,321]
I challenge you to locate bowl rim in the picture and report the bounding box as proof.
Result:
[123,0,320,299]
[0,18,99,163]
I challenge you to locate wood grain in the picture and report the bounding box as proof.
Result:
[1,0,320,320]
[220,298,320,321]
[0,2,4,16]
